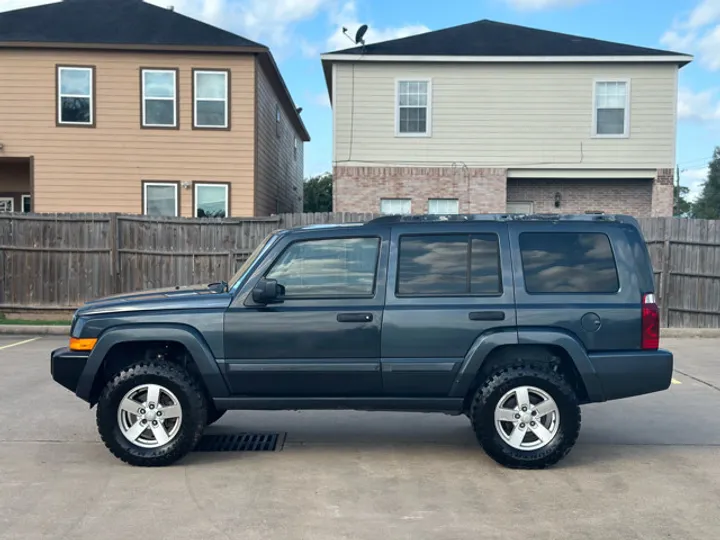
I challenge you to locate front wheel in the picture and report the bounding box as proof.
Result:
[96,361,208,467]
[470,365,581,469]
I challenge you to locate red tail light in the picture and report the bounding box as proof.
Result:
[642,293,659,350]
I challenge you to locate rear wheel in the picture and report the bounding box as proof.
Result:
[470,364,581,469]
[97,361,207,467]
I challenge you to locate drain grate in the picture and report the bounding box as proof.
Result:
[194,432,284,452]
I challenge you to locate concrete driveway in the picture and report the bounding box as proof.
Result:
[0,336,719,540]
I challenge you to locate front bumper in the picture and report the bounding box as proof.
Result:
[51,347,89,394]
[588,349,674,402]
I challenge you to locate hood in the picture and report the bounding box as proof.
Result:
[77,283,233,316]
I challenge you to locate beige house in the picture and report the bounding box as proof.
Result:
[0,0,309,217]
[321,20,692,217]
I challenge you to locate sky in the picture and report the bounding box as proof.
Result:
[1,0,719,200]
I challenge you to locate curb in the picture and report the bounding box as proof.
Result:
[0,325,70,335]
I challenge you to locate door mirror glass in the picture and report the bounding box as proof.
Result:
[252,278,285,305]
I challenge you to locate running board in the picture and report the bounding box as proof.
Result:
[213,397,465,414]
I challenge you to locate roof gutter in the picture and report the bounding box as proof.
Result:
[321,53,694,65]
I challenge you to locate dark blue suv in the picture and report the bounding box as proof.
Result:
[51,214,672,468]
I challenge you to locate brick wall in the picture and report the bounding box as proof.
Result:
[334,166,507,214]
[652,168,674,217]
[506,178,654,216]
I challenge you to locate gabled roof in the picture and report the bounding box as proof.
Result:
[321,19,692,98]
[0,0,309,141]
[326,19,690,60]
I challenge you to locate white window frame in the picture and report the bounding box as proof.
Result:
[143,182,178,217]
[0,197,14,212]
[592,79,631,139]
[395,78,432,137]
[57,66,94,126]
[428,199,459,214]
[194,183,229,217]
[380,198,411,215]
[193,70,229,129]
[142,69,177,128]
[21,195,31,213]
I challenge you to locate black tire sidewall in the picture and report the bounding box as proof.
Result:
[97,365,206,466]
[474,370,580,468]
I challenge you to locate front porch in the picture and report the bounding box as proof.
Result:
[0,157,31,212]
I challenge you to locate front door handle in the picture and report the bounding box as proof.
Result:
[337,313,373,323]
[468,311,506,321]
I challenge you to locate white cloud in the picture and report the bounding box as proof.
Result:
[682,167,709,201]
[312,92,331,108]
[661,0,720,69]
[327,1,429,52]
[501,0,590,10]
[678,87,720,121]
[0,0,58,12]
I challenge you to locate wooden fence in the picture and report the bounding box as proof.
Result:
[1,213,719,328]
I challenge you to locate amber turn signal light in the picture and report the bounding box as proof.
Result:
[69,337,97,351]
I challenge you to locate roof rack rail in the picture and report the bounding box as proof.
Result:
[366,213,629,225]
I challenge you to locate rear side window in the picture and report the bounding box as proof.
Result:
[519,232,619,294]
[397,234,502,296]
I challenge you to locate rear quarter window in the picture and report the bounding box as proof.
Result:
[519,232,619,294]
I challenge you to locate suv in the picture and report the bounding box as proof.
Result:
[51,214,672,469]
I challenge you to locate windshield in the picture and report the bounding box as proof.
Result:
[228,232,277,290]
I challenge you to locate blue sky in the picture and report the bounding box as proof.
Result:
[2,0,719,198]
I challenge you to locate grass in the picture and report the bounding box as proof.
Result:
[0,315,70,326]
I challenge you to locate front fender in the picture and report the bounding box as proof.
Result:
[75,324,229,402]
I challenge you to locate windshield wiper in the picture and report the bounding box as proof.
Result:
[208,281,228,292]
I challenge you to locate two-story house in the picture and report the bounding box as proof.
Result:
[0,0,309,217]
[321,20,691,217]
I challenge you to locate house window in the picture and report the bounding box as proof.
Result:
[396,79,431,136]
[428,199,459,214]
[293,137,298,160]
[57,66,94,126]
[195,183,229,218]
[194,70,229,128]
[380,198,411,215]
[142,69,177,128]
[143,182,178,217]
[0,197,13,212]
[594,80,630,137]
[276,104,282,137]
[21,195,31,213]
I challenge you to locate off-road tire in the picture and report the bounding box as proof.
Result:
[96,361,208,467]
[470,364,581,469]
[206,407,226,426]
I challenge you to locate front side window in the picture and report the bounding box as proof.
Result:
[519,232,619,293]
[58,66,94,125]
[194,70,229,128]
[380,198,411,215]
[195,183,229,218]
[143,182,178,217]
[397,234,502,296]
[266,237,380,298]
[397,80,430,135]
[428,199,459,214]
[142,69,177,128]
[594,81,629,137]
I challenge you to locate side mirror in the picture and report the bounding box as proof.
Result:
[252,278,285,305]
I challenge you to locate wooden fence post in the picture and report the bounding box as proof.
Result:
[660,219,672,324]
[109,213,120,294]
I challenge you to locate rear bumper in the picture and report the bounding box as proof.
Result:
[588,349,673,402]
[51,347,89,395]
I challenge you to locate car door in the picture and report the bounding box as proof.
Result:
[223,228,389,396]
[381,222,516,396]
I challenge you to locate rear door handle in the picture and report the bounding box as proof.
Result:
[468,311,506,321]
[337,313,374,323]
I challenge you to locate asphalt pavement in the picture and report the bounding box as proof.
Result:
[0,336,719,540]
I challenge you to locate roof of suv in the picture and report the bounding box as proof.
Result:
[296,213,641,232]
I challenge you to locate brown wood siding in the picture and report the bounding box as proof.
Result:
[254,59,304,216]
[0,49,255,216]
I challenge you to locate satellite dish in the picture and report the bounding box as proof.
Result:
[355,24,368,45]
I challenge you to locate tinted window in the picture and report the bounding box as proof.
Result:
[397,234,501,296]
[519,232,619,294]
[267,237,379,297]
